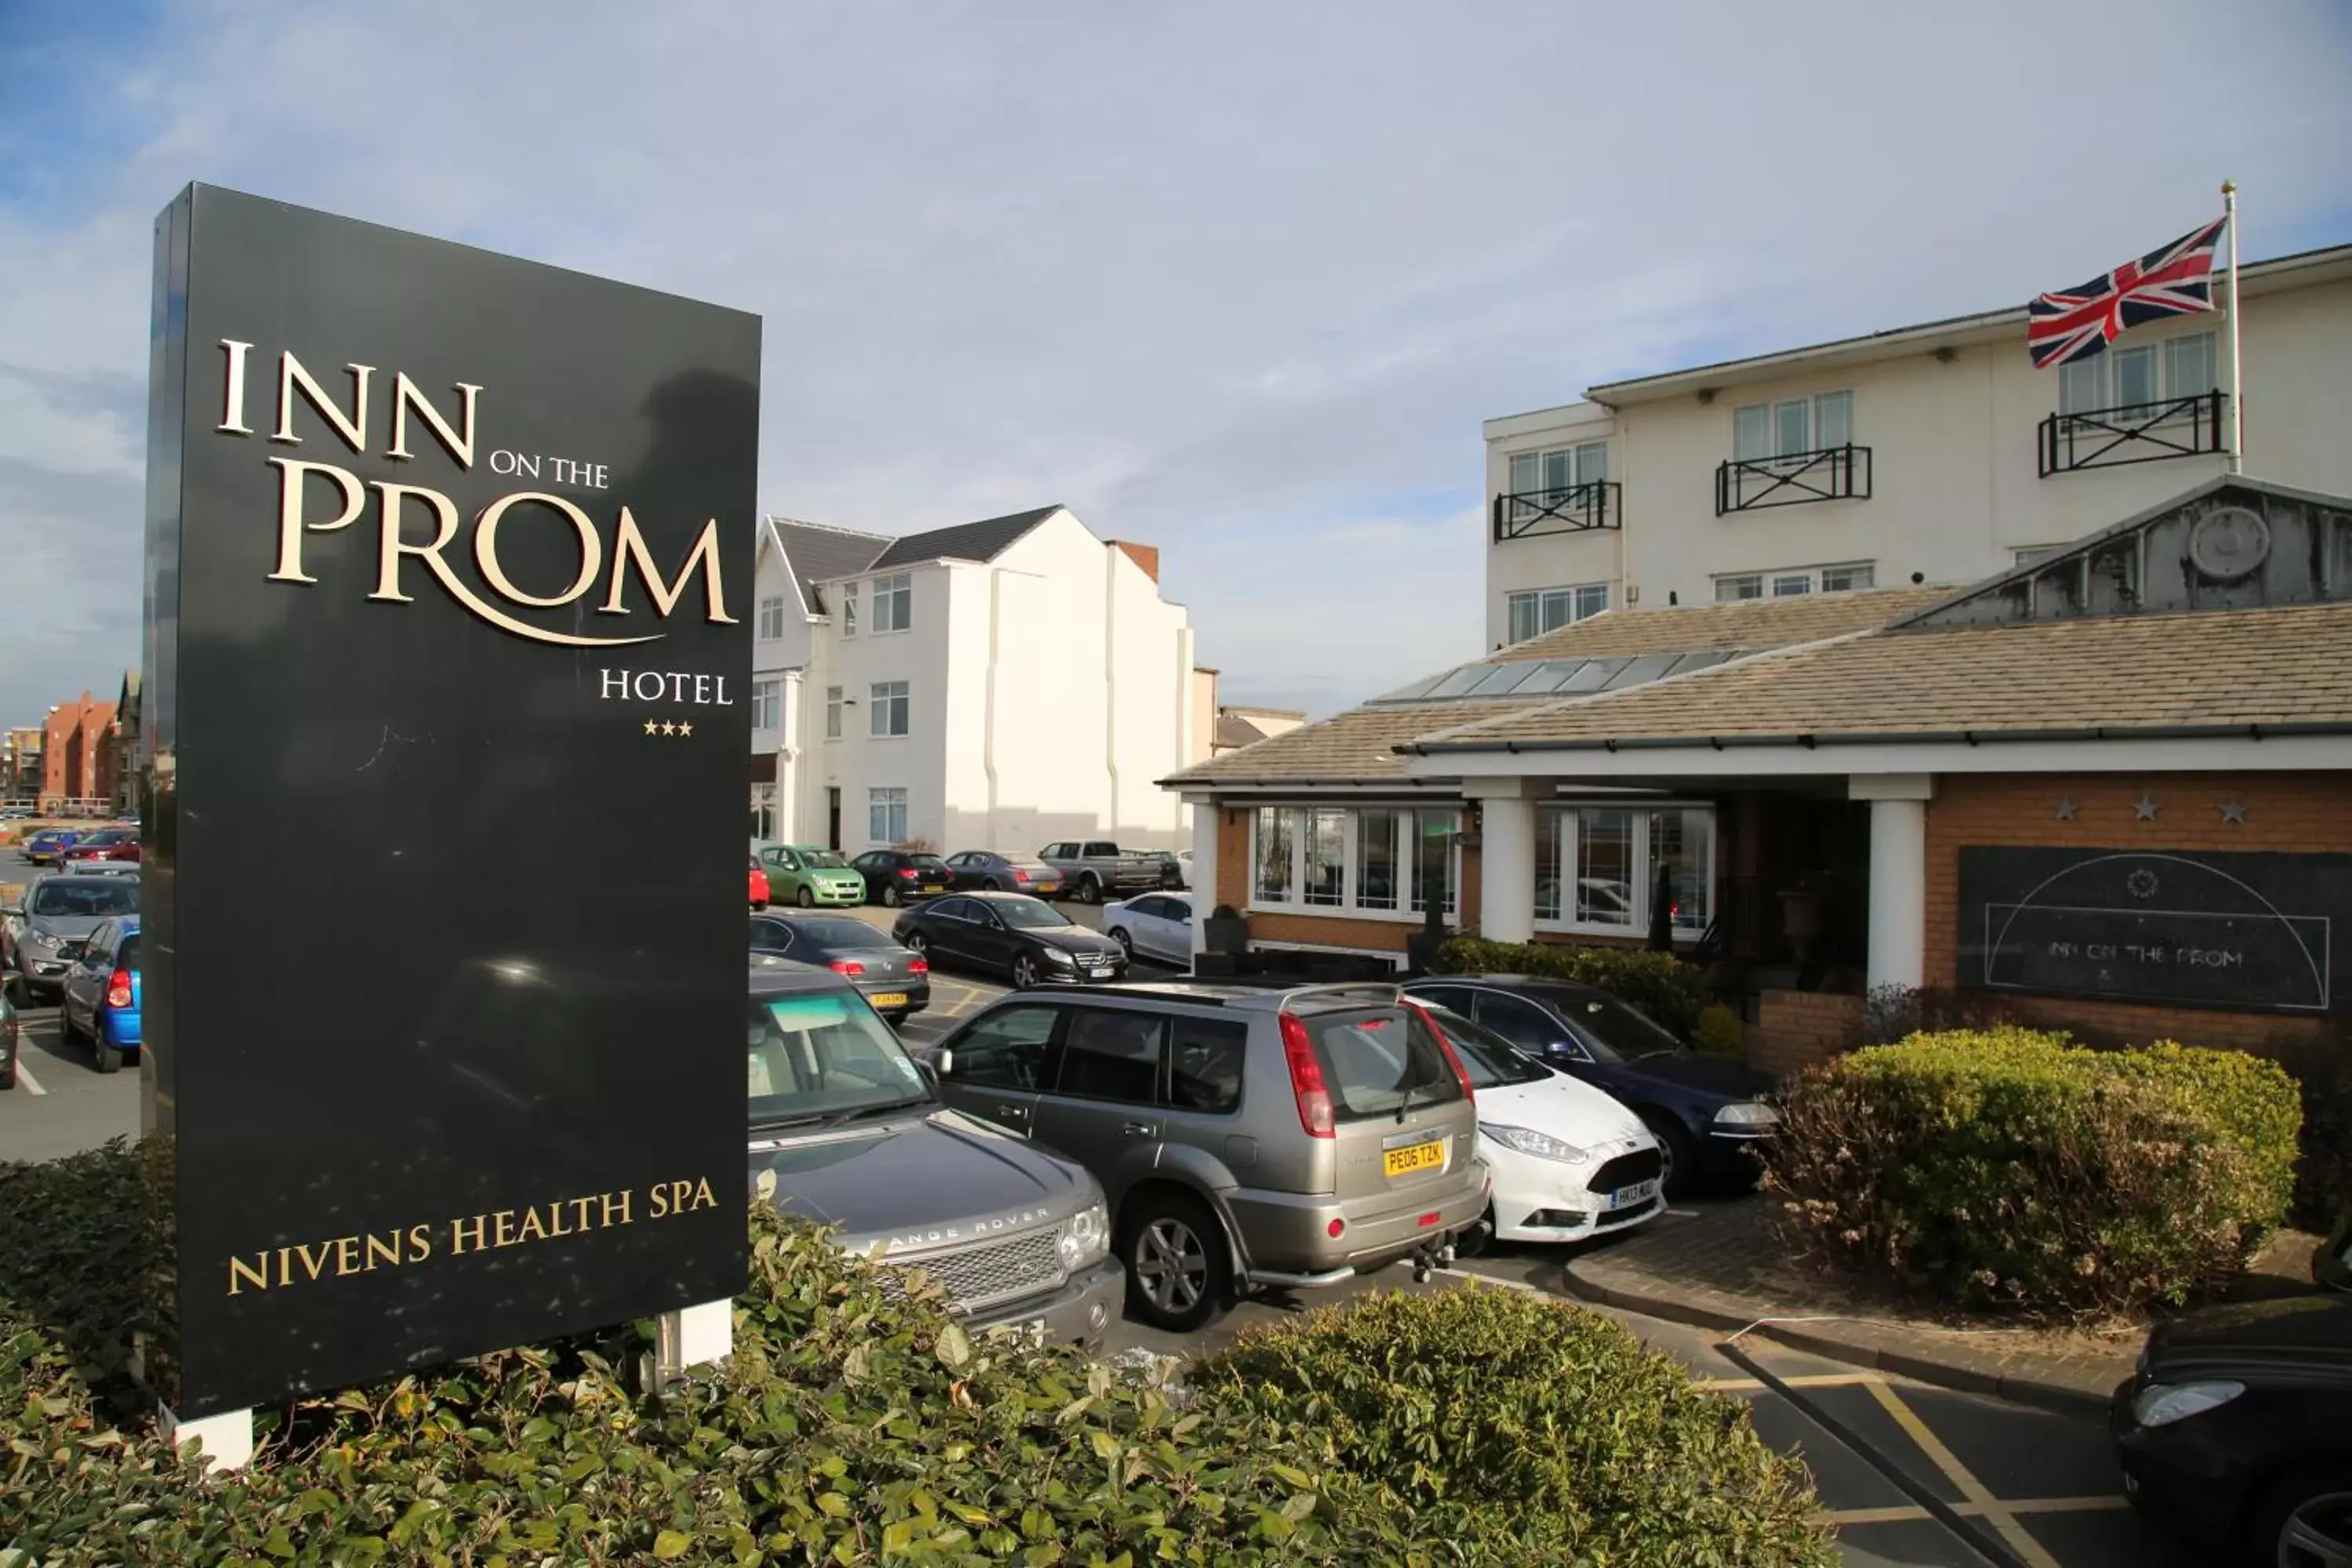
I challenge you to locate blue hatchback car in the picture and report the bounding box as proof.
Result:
[59,915,141,1072]
[1404,975,1780,1198]
[21,828,86,866]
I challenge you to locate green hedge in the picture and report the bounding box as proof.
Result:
[4,1141,1827,1566]
[1765,1028,2301,1316]
[1432,937,1710,1037]
[1197,1287,1832,1565]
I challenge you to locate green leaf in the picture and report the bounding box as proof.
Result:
[935,1323,971,1369]
[652,1528,692,1559]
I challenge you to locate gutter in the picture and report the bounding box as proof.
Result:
[1400,720,2352,757]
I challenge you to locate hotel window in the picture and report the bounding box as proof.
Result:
[1720,562,1874,599]
[1771,573,1813,598]
[1534,804,1715,938]
[1254,807,1296,902]
[1715,573,1762,602]
[2013,544,2068,568]
[1507,440,1607,500]
[1734,390,1852,461]
[1356,806,1401,910]
[2059,330,2216,416]
[1249,804,1458,917]
[867,787,908,845]
[1506,582,1610,644]
[1304,808,1347,906]
[1818,562,1875,593]
[869,680,909,738]
[757,595,787,641]
[824,685,842,740]
[840,583,859,636]
[1409,808,1461,916]
[871,572,913,633]
[751,678,781,731]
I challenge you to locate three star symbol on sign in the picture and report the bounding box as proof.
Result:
[641,718,695,738]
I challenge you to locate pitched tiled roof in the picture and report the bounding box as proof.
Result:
[1501,586,1950,661]
[1410,601,2352,754]
[869,505,1063,570]
[767,518,888,613]
[1165,701,1518,786]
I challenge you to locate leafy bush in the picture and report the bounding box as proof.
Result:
[1765,1028,2302,1316]
[3,1141,1827,1566]
[1197,1287,1832,1566]
[1434,937,1710,1036]
[1693,1001,1748,1058]
[1853,984,2016,1047]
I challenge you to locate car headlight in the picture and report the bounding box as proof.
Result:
[2132,1381,2244,1428]
[1714,1102,1780,1127]
[1058,1202,1110,1269]
[1479,1123,1588,1163]
[23,931,60,953]
[1041,947,1077,967]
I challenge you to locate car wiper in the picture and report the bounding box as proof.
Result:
[818,1096,931,1129]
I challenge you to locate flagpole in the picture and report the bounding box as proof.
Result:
[2223,180,2243,474]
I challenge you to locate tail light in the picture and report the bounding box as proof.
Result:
[1399,998,1477,1105]
[828,959,866,978]
[907,957,929,975]
[106,970,133,1008]
[1013,869,1030,882]
[1276,1013,1334,1138]
[898,868,918,879]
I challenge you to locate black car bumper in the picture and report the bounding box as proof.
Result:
[2108,1377,2251,1555]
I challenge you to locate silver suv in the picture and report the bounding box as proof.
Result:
[921,982,1491,1332]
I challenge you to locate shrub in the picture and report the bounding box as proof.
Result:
[1765,1028,2302,1316]
[2,1142,1827,1566]
[1434,937,1711,1036]
[1853,983,2017,1047]
[1693,1001,1748,1058]
[1196,1286,1833,1566]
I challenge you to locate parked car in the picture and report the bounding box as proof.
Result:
[20,828,85,866]
[919,980,1489,1331]
[59,828,141,866]
[0,805,37,821]
[1412,1001,1663,1249]
[746,960,1123,1346]
[1153,850,1191,891]
[1401,975,1777,1197]
[2,875,140,1002]
[849,849,952,907]
[747,855,770,910]
[0,986,17,1091]
[943,850,1065,898]
[749,913,930,1022]
[1102,891,1194,967]
[2111,1295,2352,1564]
[757,844,868,907]
[892,892,1127,989]
[58,915,140,1073]
[1037,840,1163,904]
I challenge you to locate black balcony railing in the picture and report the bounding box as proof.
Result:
[1492,481,1621,541]
[2037,390,2226,477]
[1714,445,1871,515]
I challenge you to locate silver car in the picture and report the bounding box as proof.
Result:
[922,982,1490,1332]
[3,873,141,1002]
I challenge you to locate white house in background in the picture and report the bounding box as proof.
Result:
[749,506,1203,855]
[1482,241,2352,649]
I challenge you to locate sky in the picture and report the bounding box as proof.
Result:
[2,2,2348,727]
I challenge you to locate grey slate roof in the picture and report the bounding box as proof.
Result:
[767,518,889,613]
[869,506,1063,570]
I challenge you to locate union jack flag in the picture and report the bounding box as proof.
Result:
[2027,217,2227,368]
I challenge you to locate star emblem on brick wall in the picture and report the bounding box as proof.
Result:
[2134,793,2161,821]
[2217,799,2249,824]
[2053,798,2078,821]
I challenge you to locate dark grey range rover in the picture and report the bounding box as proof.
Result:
[745,957,1124,1344]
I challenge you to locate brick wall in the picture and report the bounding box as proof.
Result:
[1751,989,1865,1076]
[1924,771,2352,1052]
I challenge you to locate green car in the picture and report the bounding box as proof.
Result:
[757,844,867,908]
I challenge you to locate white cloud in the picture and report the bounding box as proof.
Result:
[1,0,2347,724]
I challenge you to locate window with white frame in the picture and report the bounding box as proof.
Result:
[870,572,912,633]
[867,787,908,844]
[1506,583,1610,644]
[824,685,842,740]
[840,583,859,637]
[1534,804,1715,938]
[1733,390,1853,462]
[1717,562,1874,601]
[869,680,909,738]
[757,595,787,641]
[1819,562,1874,593]
[2013,544,2068,568]
[1251,804,1460,918]
[1715,573,1762,602]
[1506,440,1607,502]
[2058,330,2216,417]
[1770,573,1813,598]
[751,678,781,731]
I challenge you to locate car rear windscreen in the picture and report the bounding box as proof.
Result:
[1300,1007,1464,1122]
[115,935,141,971]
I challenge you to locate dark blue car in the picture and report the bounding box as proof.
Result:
[59,915,141,1072]
[21,828,85,866]
[1404,975,1778,1197]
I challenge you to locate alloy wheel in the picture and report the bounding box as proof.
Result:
[882,885,902,908]
[796,887,814,907]
[904,932,927,956]
[1012,956,1039,989]
[1134,1217,1208,1313]
[2281,1490,2352,1567]
[1112,928,1134,959]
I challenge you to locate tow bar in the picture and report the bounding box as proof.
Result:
[1411,1237,1457,1283]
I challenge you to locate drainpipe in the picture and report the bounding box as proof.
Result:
[1172,623,1194,840]
[984,569,1002,847]
[1103,546,1120,834]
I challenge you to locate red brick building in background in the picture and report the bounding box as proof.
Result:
[39,691,118,814]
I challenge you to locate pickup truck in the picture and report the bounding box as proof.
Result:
[1038,840,1166,903]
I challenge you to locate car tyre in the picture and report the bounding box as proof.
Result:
[1642,1114,1698,1200]
[882,884,902,909]
[95,1031,121,1073]
[796,886,815,908]
[2247,1462,2352,1568]
[0,1058,14,1092]
[903,931,927,960]
[1120,1190,1230,1334]
[1109,927,1134,960]
[1011,954,1040,989]
[1076,874,1101,905]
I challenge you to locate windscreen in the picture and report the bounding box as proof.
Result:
[800,849,850,869]
[1556,993,1684,1061]
[1301,1006,1465,1122]
[747,992,929,1125]
[994,899,1069,931]
[793,918,894,948]
[29,881,140,917]
[1417,1005,1550,1088]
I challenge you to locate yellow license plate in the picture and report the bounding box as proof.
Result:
[869,993,908,1009]
[1383,1141,1443,1178]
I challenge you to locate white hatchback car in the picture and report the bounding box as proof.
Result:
[1415,1001,1666,1247]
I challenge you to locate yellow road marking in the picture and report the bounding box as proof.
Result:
[1865,1377,2063,1568]
[1696,1372,1882,1392]
[1829,1496,2129,1526]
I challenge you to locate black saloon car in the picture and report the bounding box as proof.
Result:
[1402,975,1777,1197]
[749,913,930,1023]
[2111,1295,2352,1564]
[891,892,1127,989]
[849,849,952,908]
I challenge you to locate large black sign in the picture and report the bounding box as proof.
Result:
[143,185,759,1417]
[1958,845,2349,1015]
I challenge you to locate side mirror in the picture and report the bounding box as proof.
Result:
[1,907,20,919]
[931,1048,955,1080]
